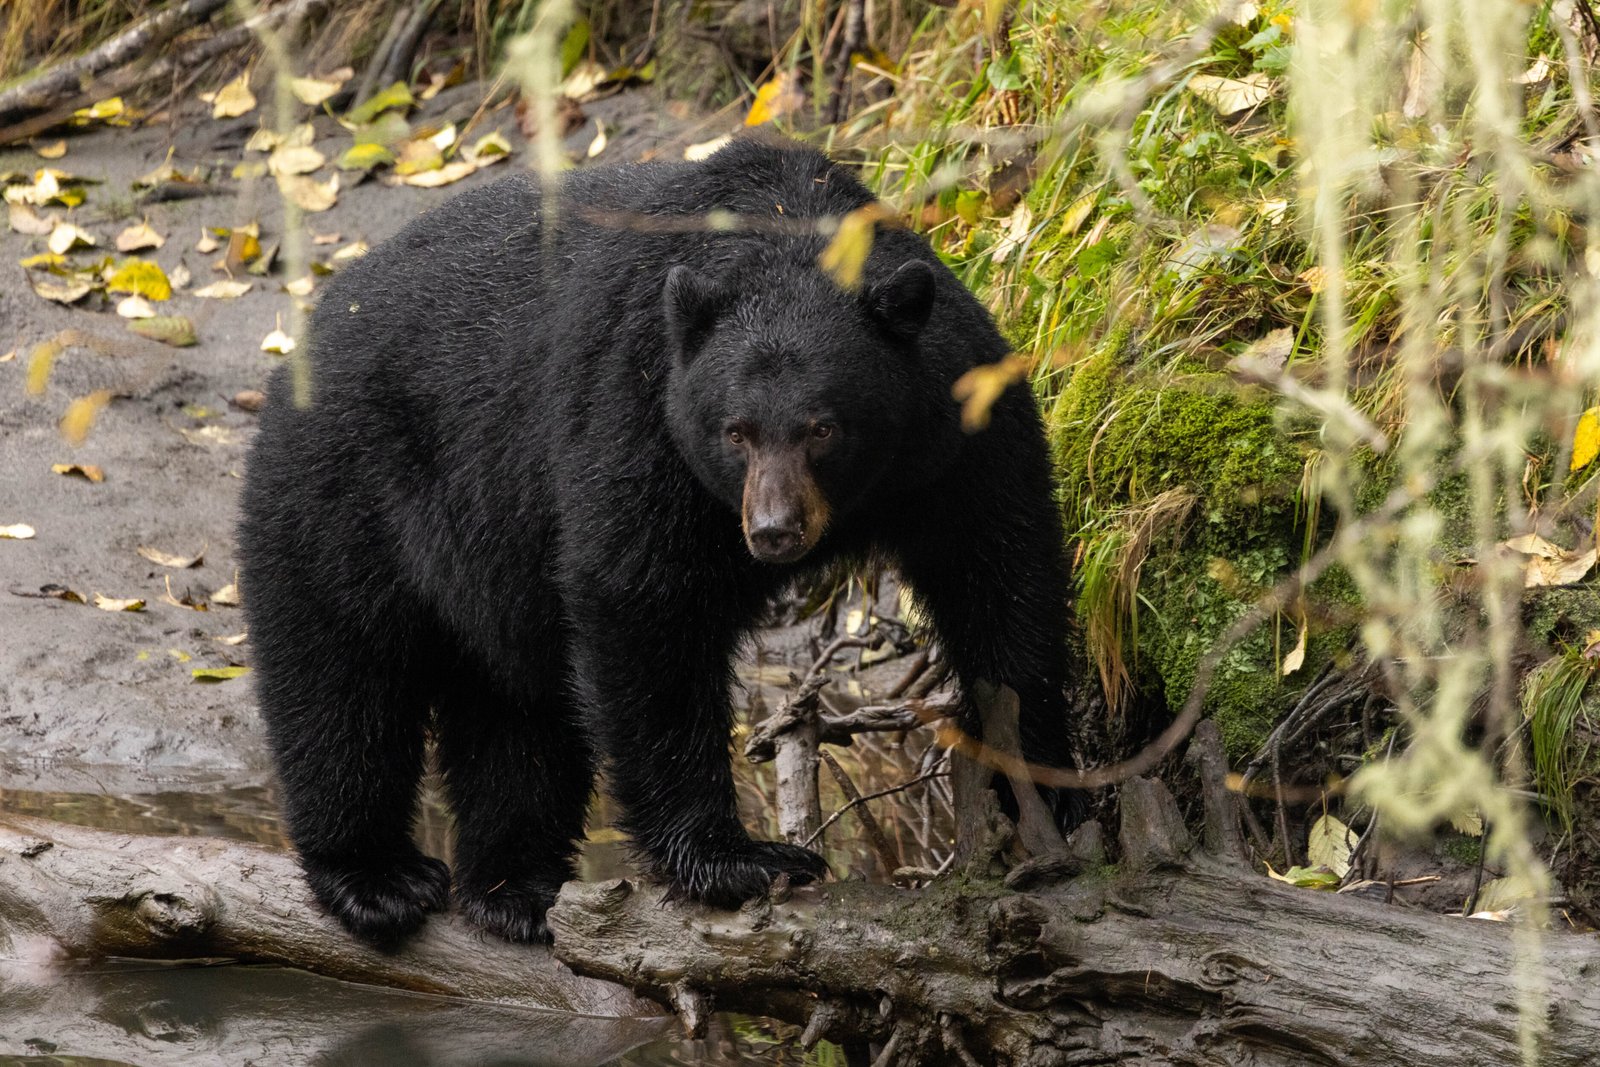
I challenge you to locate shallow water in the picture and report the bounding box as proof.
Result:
[0,651,952,1066]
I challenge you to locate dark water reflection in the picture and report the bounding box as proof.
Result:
[0,649,951,1066]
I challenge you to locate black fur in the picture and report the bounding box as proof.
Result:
[238,138,1080,947]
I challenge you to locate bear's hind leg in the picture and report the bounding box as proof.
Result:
[434,665,595,943]
[259,644,449,948]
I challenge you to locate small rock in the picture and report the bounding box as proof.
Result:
[232,389,266,412]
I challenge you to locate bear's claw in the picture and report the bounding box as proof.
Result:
[302,849,451,949]
[457,879,563,944]
[667,837,830,908]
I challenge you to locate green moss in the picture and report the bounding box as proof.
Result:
[1049,336,1358,757]
[1442,834,1484,866]
[1525,587,1600,652]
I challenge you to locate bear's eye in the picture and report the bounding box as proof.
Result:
[812,422,834,440]
[727,426,747,445]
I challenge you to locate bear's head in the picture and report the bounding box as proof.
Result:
[662,255,935,565]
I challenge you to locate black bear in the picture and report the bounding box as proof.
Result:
[238,137,1078,947]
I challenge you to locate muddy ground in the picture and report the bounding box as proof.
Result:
[0,84,727,791]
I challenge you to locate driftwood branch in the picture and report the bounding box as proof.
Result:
[6,780,1600,1066]
[0,0,231,124]
[0,815,657,1019]
[549,779,1600,1066]
[0,0,331,145]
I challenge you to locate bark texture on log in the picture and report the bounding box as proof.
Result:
[0,815,658,1018]
[7,798,1600,1067]
[548,781,1600,1067]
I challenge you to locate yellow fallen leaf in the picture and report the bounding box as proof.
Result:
[193,665,251,682]
[9,203,56,235]
[1306,814,1355,878]
[462,131,512,163]
[116,295,156,319]
[93,593,146,612]
[216,631,249,646]
[331,240,367,261]
[52,462,104,482]
[245,126,282,152]
[128,316,198,347]
[291,74,346,106]
[106,259,171,301]
[138,544,205,568]
[952,354,1033,433]
[337,141,395,172]
[114,220,164,252]
[211,581,241,607]
[61,389,112,445]
[1264,863,1341,889]
[261,321,297,354]
[1281,618,1308,676]
[0,524,36,539]
[1498,532,1597,586]
[135,159,200,188]
[207,71,257,119]
[587,123,608,159]
[29,275,91,304]
[195,229,220,254]
[26,340,60,394]
[1571,406,1600,472]
[224,227,263,272]
[683,135,732,162]
[160,575,208,612]
[72,97,125,123]
[745,70,803,126]
[268,145,326,176]
[1187,73,1275,117]
[989,202,1034,265]
[193,279,253,299]
[180,425,238,447]
[46,221,96,254]
[398,160,476,187]
[394,138,445,176]
[346,82,414,125]
[35,139,67,160]
[284,275,315,296]
[276,172,339,211]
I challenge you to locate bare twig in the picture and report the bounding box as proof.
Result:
[820,749,900,873]
[802,767,950,849]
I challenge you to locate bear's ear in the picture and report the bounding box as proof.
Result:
[663,265,731,362]
[865,260,935,339]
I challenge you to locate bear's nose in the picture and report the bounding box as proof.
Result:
[748,522,805,562]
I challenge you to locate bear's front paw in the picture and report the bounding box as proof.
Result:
[302,849,451,948]
[667,837,829,908]
[457,879,563,944]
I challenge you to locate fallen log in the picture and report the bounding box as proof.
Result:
[0,814,656,1018]
[0,0,331,146]
[548,778,1600,1066]
[0,0,231,124]
[5,770,1599,1066]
